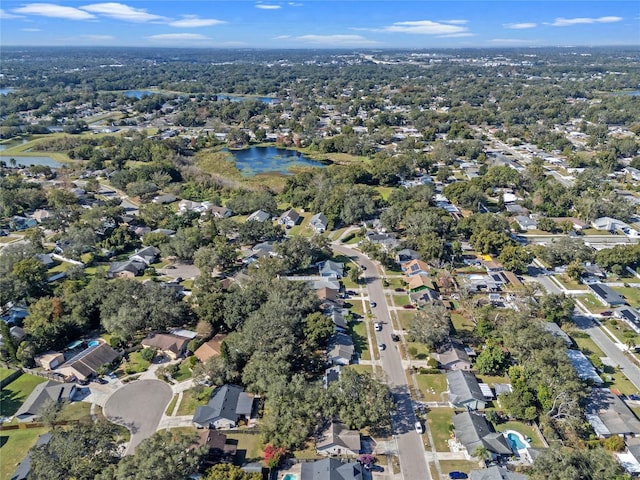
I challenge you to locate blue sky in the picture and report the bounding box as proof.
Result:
[0,1,638,48]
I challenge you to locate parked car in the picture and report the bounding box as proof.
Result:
[370,301,377,308]
[374,322,382,331]
[378,343,386,351]
[415,421,424,434]
[347,290,356,296]
[91,377,108,385]
[601,311,613,317]
[629,394,640,401]
[403,304,415,309]
[448,472,468,479]
[391,333,400,342]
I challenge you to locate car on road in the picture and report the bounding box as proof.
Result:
[448,472,468,479]
[629,394,640,401]
[378,342,386,351]
[91,377,108,385]
[374,322,382,331]
[364,464,384,472]
[391,333,400,342]
[370,302,377,308]
[347,290,356,296]
[415,421,423,434]
[360,265,367,271]
[394,287,405,292]
[601,311,613,317]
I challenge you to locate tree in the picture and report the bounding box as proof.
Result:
[408,303,451,352]
[475,343,508,375]
[263,444,287,468]
[538,293,575,326]
[12,257,48,299]
[29,420,123,480]
[497,245,533,274]
[98,430,204,480]
[205,464,261,480]
[529,447,627,480]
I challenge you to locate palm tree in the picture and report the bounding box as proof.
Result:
[9,157,16,168]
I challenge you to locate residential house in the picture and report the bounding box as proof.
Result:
[469,466,529,480]
[615,306,640,334]
[515,215,537,231]
[324,366,342,389]
[549,217,587,231]
[409,288,440,306]
[34,253,55,268]
[330,308,349,332]
[15,381,77,422]
[152,193,177,204]
[566,349,603,385]
[194,334,228,363]
[320,260,344,278]
[141,332,190,360]
[57,343,120,381]
[279,209,300,228]
[585,388,640,438]
[300,459,363,480]
[401,259,431,277]
[316,421,361,457]
[592,217,638,237]
[405,274,435,293]
[587,283,627,307]
[192,384,254,429]
[543,322,573,347]
[129,246,160,266]
[191,429,237,467]
[10,216,37,231]
[11,433,52,480]
[452,411,512,460]
[505,204,528,215]
[107,259,146,278]
[328,332,355,366]
[618,444,640,476]
[310,213,329,233]
[447,370,487,410]
[35,351,65,370]
[364,232,400,251]
[432,342,472,371]
[1,305,29,326]
[396,248,420,264]
[247,210,272,223]
[31,209,52,223]
[210,205,232,219]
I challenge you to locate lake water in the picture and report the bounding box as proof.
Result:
[122,90,277,104]
[123,90,161,98]
[225,146,325,176]
[0,88,15,95]
[0,138,29,151]
[1,155,62,168]
[613,90,640,97]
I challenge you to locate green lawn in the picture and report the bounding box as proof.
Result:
[573,334,606,357]
[0,367,16,382]
[348,300,365,318]
[475,375,509,387]
[451,313,475,334]
[48,261,75,274]
[494,421,545,448]
[350,320,370,361]
[397,310,416,331]
[176,386,214,416]
[427,407,455,452]
[407,342,430,360]
[385,277,405,289]
[578,294,608,313]
[554,275,587,291]
[1,373,48,416]
[173,360,193,382]
[225,432,263,464]
[119,351,151,375]
[56,401,92,423]
[0,427,49,480]
[345,364,373,375]
[165,395,179,416]
[393,294,411,306]
[439,459,481,475]
[415,373,448,402]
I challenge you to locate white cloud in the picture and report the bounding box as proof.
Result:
[548,16,622,27]
[1,8,23,19]
[169,15,225,28]
[80,34,115,40]
[296,34,379,46]
[80,2,166,22]
[441,19,468,25]
[288,2,303,6]
[437,32,474,38]
[504,22,537,29]
[21,27,42,31]
[274,35,291,39]
[147,33,210,42]
[383,20,468,35]
[255,4,281,10]
[13,3,95,20]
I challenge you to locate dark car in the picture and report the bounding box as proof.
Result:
[601,311,613,317]
[448,472,468,479]
[391,333,400,342]
[378,343,386,351]
[370,302,377,308]
[629,394,640,401]
[347,290,356,296]
[360,265,367,271]
[403,304,415,309]
[91,377,108,385]
[364,464,384,472]
[394,287,405,292]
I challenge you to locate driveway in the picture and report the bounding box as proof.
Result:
[104,379,172,455]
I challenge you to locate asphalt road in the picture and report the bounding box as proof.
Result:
[572,313,640,392]
[334,244,430,480]
[104,379,173,455]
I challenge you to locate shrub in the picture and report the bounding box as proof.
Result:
[140,347,157,362]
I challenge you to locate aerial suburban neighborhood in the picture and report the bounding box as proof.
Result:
[0,3,639,479]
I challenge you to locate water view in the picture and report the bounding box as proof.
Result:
[0,88,15,95]
[225,146,326,176]
[0,138,29,151]
[1,155,62,168]
[123,90,162,98]
[122,90,278,103]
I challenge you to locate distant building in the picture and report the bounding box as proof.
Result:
[586,388,640,438]
[279,209,300,228]
[587,283,627,307]
[310,213,329,233]
[152,193,177,204]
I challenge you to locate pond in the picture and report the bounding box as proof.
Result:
[613,90,640,97]
[1,155,62,168]
[123,90,162,98]
[0,88,15,95]
[122,90,278,104]
[225,146,326,176]
[0,138,30,151]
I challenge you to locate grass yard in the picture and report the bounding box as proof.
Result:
[0,426,49,480]
[406,342,430,360]
[225,432,263,464]
[602,369,639,396]
[176,386,214,416]
[348,300,365,318]
[415,373,448,402]
[577,294,608,313]
[385,277,405,289]
[0,367,17,382]
[573,334,606,357]
[494,421,545,448]
[392,294,411,306]
[554,275,587,291]
[612,287,640,308]
[56,401,92,423]
[427,407,455,452]
[350,320,371,361]
[450,313,474,334]
[345,364,373,375]
[439,459,481,475]
[165,395,178,415]
[173,360,193,382]
[397,310,416,331]
[476,375,510,387]
[1,373,48,416]
[120,351,151,375]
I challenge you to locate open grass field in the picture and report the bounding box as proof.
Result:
[0,426,49,480]
[397,310,416,331]
[176,386,214,416]
[415,373,447,402]
[56,401,92,423]
[450,313,474,334]
[345,364,373,375]
[427,407,455,452]
[578,294,608,313]
[1,373,48,417]
[225,432,263,464]
[0,367,16,382]
[406,342,430,361]
[439,459,481,475]
[612,286,640,308]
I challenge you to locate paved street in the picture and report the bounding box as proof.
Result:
[103,379,173,455]
[334,244,430,480]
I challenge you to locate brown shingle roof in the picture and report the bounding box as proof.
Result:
[141,333,190,356]
[194,334,228,363]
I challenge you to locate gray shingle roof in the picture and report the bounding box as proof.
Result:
[586,388,640,437]
[469,466,529,480]
[192,384,252,427]
[447,370,485,406]
[15,381,76,420]
[453,411,512,456]
[300,459,363,480]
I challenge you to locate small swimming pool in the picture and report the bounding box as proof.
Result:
[87,340,100,347]
[504,430,529,450]
[283,474,298,480]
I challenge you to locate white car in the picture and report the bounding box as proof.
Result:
[374,322,382,331]
[415,421,424,434]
